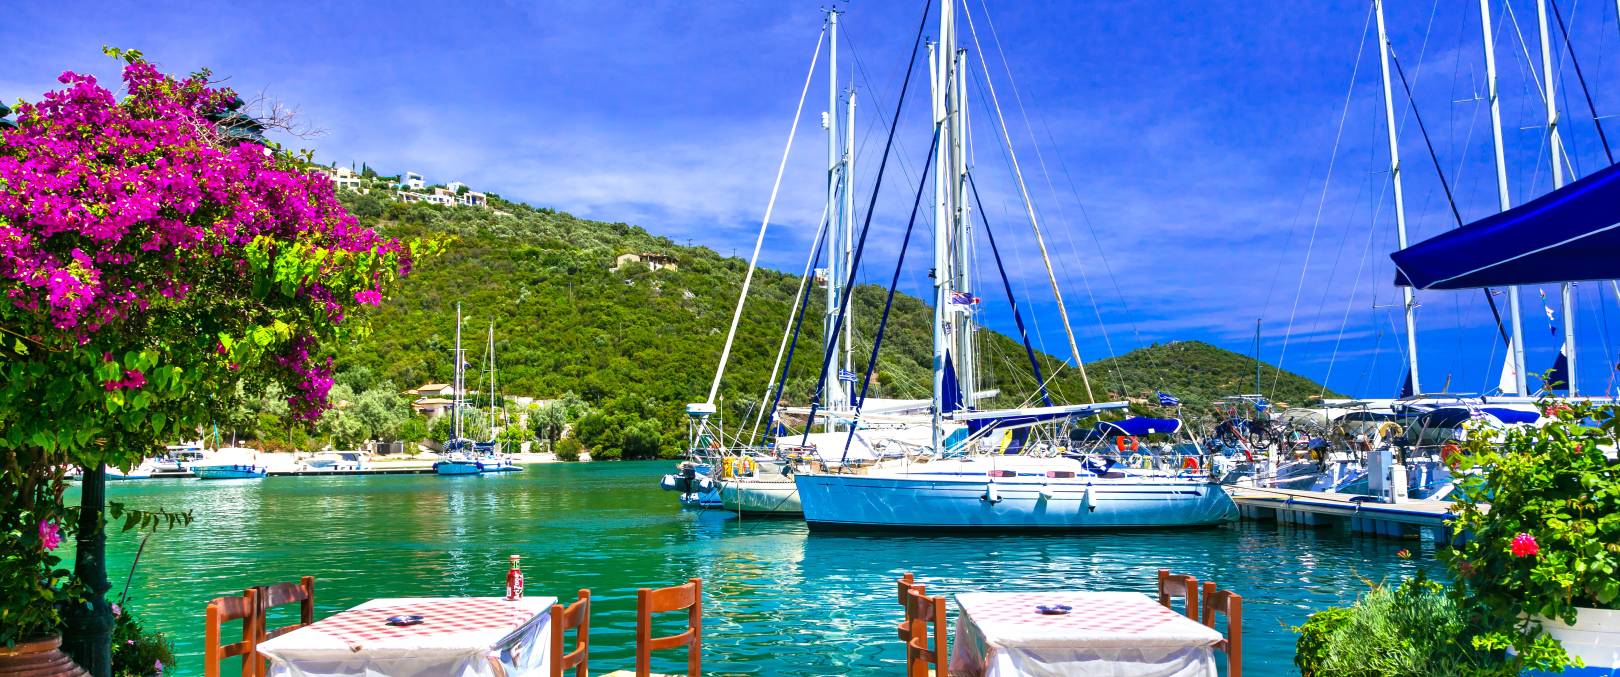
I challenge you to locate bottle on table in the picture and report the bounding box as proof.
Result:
[506,554,525,601]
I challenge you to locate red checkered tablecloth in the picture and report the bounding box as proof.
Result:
[299,597,545,647]
[257,597,556,677]
[951,592,1222,677]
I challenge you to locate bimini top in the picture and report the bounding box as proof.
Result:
[1093,417,1182,437]
[950,401,1129,435]
[1391,160,1620,289]
[1414,406,1541,431]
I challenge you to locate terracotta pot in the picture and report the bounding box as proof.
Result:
[0,636,89,677]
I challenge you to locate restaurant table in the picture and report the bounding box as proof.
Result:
[950,591,1224,677]
[257,596,555,677]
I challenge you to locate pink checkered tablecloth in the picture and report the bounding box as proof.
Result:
[951,592,1223,677]
[256,597,556,677]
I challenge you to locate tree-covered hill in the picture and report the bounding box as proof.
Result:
[323,181,1337,456]
[1085,340,1345,415]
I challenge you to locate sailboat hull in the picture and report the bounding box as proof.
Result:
[719,479,802,515]
[794,472,1236,531]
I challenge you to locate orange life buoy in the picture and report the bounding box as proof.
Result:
[1182,456,1201,470]
[1441,442,1461,464]
[1115,436,1139,452]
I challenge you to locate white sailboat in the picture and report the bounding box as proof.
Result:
[435,303,483,476]
[791,0,1236,531]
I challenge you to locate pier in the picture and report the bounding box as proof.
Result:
[1228,487,1470,541]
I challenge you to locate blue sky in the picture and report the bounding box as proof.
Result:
[8,1,1620,400]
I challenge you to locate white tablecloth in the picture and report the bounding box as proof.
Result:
[257,596,556,677]
[950,592,1222,677]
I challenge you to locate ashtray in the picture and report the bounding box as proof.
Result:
[1034,604,1072,615]
[385,615,424,626]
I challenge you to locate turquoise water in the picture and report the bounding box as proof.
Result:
[84,461,1443,675]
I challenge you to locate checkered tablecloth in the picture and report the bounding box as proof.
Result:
[951,592,1222,677]
[257,597,556,677]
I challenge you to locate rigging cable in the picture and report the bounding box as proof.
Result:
[802,0,934,441]
[841,128,941,463]
[704,26,826,405]
[747,201,831,446]
[1550,0,1615,163]
[969,173,1052,406]
[1387,45,1511,347]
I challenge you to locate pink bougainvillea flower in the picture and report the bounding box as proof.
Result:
[38,520,61,551]
[111,603,122,618]
[102,368,146,391]
[154,659,163,673]
[352,289,381,306]
[1511,532,1539,558]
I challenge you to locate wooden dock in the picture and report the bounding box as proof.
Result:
[1228,486,1468,540]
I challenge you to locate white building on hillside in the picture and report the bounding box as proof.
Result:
[401,171,425,190]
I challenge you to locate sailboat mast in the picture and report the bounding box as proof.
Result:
[454,303,463,441]
[823,9,848,426]
[1480,0,1529,395]
[488,322,496,440]
[843,82,857,408]
[1374,0,1421,396]
[951,43,976,408]
[930,33,948,451]
[1536,0,1576,394]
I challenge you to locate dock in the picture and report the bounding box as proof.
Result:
[266,467,436,477]
[1228,486,1469,541]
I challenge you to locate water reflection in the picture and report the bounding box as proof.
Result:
[76,462,1441,676]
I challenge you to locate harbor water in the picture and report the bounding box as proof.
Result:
[81,460,1444,676]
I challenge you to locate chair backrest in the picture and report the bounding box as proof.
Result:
[550,589,591,677]
[634,577,702,677]
[896,572,916,608]
[903,589,948,677]
[204,588,259,677]
[255,576,315,642]
[1202,581,1243,677]
[896,581,925,644]
[1157,569,1199,620]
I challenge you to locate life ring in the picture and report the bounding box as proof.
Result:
[1115,436,1140,452]
[1127,453,1149,469]
[720,457,735,479]
[1440,442,1461,465]
[1375,421,1403,443]
[1182,456,1201,470]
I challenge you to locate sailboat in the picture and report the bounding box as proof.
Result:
[435,303,484,476]
[476,321,522,473]
[790,0,1236,531]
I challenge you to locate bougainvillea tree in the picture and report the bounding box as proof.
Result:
[0,49,420,672]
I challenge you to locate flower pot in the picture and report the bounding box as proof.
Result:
[1534,607,1620,676]
[0,635,90,676]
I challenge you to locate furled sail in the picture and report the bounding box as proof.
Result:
[1391,161,1620,289]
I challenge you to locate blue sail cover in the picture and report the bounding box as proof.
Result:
[1391,160,1620,289]
[1095,417,1182,437]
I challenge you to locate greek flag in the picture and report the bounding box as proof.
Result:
[1156,391,1180,407]
[837,369,859,383]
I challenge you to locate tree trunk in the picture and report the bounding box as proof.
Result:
[61,464,112,677]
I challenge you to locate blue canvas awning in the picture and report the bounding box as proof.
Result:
[1094,417,1182,437]
[1391,161,1620,289]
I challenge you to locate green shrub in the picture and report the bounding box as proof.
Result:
[1444,400,1619,671]
[110,604,175,677]
[1294,606,1352,676]
[1296,575,1492,677]
[554,437,583,462]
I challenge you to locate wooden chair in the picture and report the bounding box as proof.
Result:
[605,577,702,677]
[1157,569,1199,621]
[895,575,924,649]
[550,589,591,677]
[1202,581,1243,677]
[902,588,948,677]
[204,588,259,677]
[252,576,315,676]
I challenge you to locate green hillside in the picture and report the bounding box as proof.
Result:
[1086,340,1345,415]
[313,181,1336,457]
